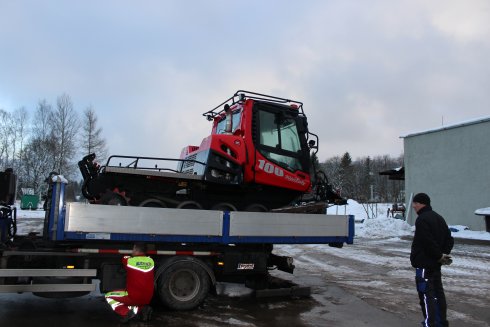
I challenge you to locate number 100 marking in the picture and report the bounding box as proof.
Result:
[258,160,284,176]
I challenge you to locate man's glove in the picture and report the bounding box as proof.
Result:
[438,254,453,265]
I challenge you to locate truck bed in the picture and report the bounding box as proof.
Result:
[62,203,354,244]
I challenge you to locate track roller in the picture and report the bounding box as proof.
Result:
[211,202,237,211]
[177,201,203,209]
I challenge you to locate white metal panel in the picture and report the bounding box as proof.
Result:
[0,269,96,277]
[229,212,349,237]
[65,203,223,236]
[0,284,96,293]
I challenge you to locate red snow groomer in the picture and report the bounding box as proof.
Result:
[79,91,345,211]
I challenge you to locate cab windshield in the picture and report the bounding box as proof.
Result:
[258,110,303,171]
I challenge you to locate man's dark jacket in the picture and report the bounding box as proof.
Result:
[410,205,454,270]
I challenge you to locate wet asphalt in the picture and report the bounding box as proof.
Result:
[0,273,417,327]
[1,236,488,326]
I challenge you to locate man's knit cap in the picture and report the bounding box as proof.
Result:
[413,193,431,206]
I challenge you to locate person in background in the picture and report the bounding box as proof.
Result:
[105,243,155,323]
[410,193,454,327]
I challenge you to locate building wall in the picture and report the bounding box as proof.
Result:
[404,119,490,230]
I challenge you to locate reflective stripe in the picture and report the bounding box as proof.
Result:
[127,256,154,272]
[110,302,122,310]
[129,306,139,314]
[106,295,125,311]
[105,290,128,298]
[416,268,426,279]
[128,265,153,273]
[422,293,430,327]
[105,291,141,317]
[72,248,220,256]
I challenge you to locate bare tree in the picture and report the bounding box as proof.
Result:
[321,153,404,203]
[321,156,342,193]
[11,107,29,170]
[32,99,53,141]
[0,109,22,170]
[80,106,107,163]
[20,137,58,196]
[18,101,57,196]
[51,93,79,177]
[0,109,11,169]
[29,99,58,173]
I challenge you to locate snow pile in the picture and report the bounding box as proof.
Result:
[328,199,413,239]
[330,200,490,241]
[449,226,490,241]
[215,282,253,297]
[356,217,413,238]
[327,199,381,218]
[475,207,490,215]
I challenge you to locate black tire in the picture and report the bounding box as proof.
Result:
[157,261,211,310]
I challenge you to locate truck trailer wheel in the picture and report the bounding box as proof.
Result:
[156,260,211,310]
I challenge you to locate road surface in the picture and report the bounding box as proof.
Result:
[1,236,488,326]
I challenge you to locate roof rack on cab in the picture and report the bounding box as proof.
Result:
[202,90,304,121]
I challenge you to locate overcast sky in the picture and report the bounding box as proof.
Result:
[1,0,489,162]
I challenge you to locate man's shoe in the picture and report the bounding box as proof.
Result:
[120,310,136,323]
[140,306,153,322]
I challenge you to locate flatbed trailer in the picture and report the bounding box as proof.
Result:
[0,175,354,310]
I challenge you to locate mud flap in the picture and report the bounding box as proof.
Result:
[100,263,126,293]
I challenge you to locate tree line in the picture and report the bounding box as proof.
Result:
[315,152,404,204]
[0,93,107,198]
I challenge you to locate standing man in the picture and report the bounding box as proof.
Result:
[410,193,454,327]
[105,243,155,323]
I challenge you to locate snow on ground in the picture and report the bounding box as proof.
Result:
[448,227,490,241]
[9,201,45,235]
[15,208,44,220]
[276,201,490,326]
[328,199,490,241]
[6,199,490,314]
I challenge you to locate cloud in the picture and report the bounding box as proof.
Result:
[1,0,489,163]
[425,0,490,43]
